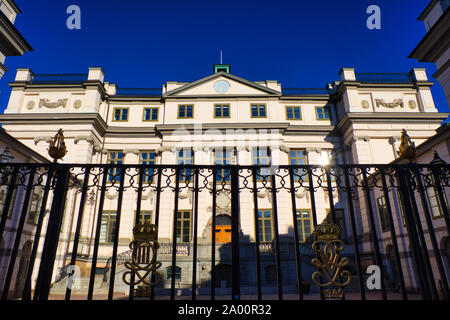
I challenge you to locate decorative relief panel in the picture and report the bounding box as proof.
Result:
[375,98,403,109]
[39,98,68,109]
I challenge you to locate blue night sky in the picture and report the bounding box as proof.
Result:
[0,0,448,114]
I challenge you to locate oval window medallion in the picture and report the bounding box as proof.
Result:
[361,100,370,109]
[214,80,230,94]
[26,101,35,110]
[73,100,82,109]
[408,100,417,109]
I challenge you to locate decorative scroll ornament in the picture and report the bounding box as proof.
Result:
[397,129,416,163]
[375,98,403,109]
[311,223,351,299]
[48,129,67,163]
[122,221,162,297]
[39,98,68,109]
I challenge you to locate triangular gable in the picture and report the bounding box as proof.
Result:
[164,72,281,97]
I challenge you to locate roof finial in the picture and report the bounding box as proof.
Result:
[220,49,223,64]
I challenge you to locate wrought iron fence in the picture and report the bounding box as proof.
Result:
[0,161,449,300]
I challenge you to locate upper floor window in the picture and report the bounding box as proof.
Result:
[0,177,19,220]
[178,104,194,119]
[135,211,152,226]
[251,104,267,118]
[140,152,156,183]
[100,211,117,244]
[286,106,302,120]
[27,186,44,225]
[289,149,308,182]
[424,174,449,218]
[175,210,192,243]
[257,209,273,243]
[112,107,129,122]
[176,148,193,182]
[214,149,232,182]
[107,152,124,182]
[214,104,230,118]
[376,196,391,232]
[315,106,330,120]
[143,107,159,121]
[296,209,313,242]
[252,147,271,181]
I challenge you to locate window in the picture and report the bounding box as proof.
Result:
[140,152,156,183]
[396,190,406,226]
[214,104,230,118]
[27,186,44,225]
[166,266,181,281]
[135,211,152,226]
[112,107,129,121]
[315,106,330,120]
[257,209,273,243]
[289,149,308,182]
[296,209,313,242]
[424,174,448,218]
[252,148,271,182]
[326,209,347,241]
[214,149,232,182]
[100,211,117,243]
[143,107,159,121]
[176,148,193,182]
[376,196,391,232]
[107,152,124,182]
[286,106,302,120]
[176,210,191,243]
[251,104,267,118]
[0,184,18,220]
[178,104,194,119]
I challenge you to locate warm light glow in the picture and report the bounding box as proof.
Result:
[319,152,329,165]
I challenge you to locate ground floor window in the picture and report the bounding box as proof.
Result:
[296,209,312,242]
[166,266,181,281]
[257,209,273,243]
[176,210,191,243]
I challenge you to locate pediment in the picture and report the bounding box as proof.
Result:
[164,73,281,97]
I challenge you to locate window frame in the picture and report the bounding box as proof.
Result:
[288,149,308,183]
[134,210,152,226]
[213,104,231,119]
[250,103,267,118]
[107,151,124,183]
[214,148,233,183]
[252,147,271,182]
[142,107,159,122]
[315,106,331,121]
[112,107,129,122]
[296,209,313,243]
[176,148,194,182]
[285,106,302,120]
[100,211,117,244]
[175,210,192,244]
[424,174,448,219]
[376,195,391,232]
[140,151,156,184]
[177,104,194,119]
[166,266,182,281]
[27,186,44,225]
[257,209,273,243]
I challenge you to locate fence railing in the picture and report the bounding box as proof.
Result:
[0,162,448,301]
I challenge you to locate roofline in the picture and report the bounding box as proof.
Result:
[417,0,439,21]
[0,127,50,163]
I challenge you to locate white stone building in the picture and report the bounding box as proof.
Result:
[0,64,448,298]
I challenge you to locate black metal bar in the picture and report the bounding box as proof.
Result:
[108,170,125,300]
[380,169,407,300]
[0,167,18,244]
[404,170,439,299]
[65,168,91,300]
[170,168,180,300]
[325,170,336,224]
[307,168,324,300]
[191,169,199,300]
[361,168,387,300]
[413,165,449,300]
[230,166,240,301]
[211,168,217,300]
[270,173,283,300]
[288,168,303,300]
[343,167,366,300]
[35,165,70,300]
[87,168,108,300]
[129,167,144,300]
[23,166,54,301]
[252,168,262,300]
[430,166,450,237]
[396,167,430,300]
[1,169,35,300]
[150,168,162,300]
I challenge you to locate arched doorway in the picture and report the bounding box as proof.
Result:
[213,215,231,243]
[215,264,232,288]
[13,240,32,298]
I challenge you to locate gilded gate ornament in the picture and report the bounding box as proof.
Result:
[122,221,162,297]
[311,223,351,299]
[397,129,416,162]
[48,128,67,163]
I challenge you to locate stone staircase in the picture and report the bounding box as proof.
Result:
[48,274,108,297]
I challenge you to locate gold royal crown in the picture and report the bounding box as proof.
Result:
[133,221,158,242]
[313,223,340,241]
